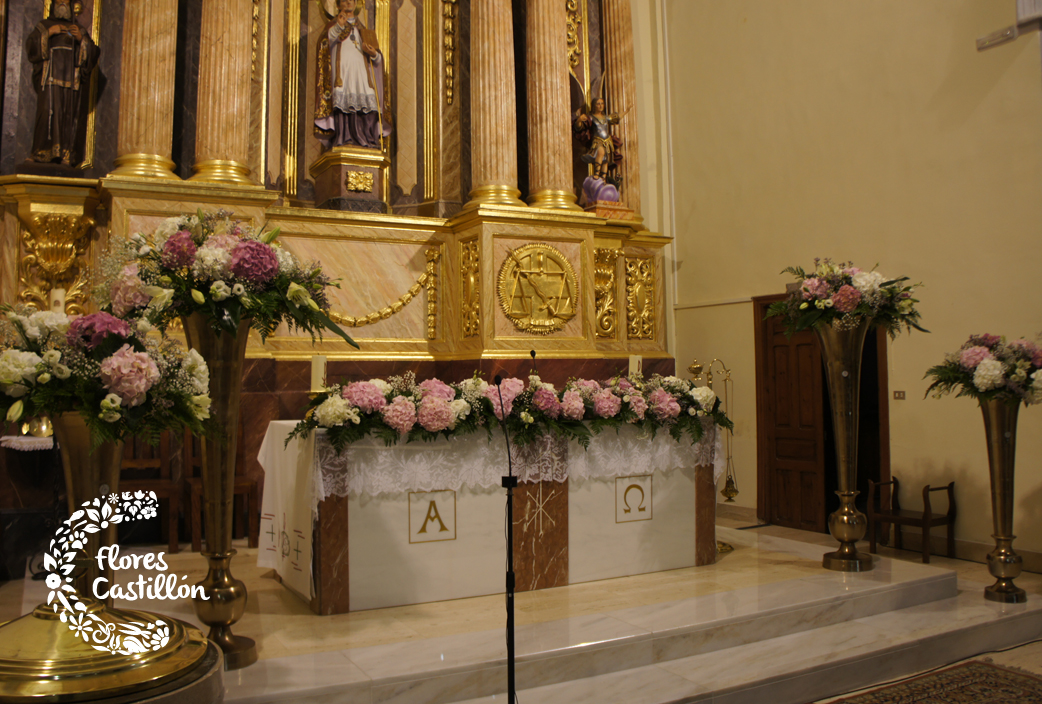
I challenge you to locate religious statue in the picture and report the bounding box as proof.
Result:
[314,0,391,150]
[572,72,624,205]
[26,0,98,166]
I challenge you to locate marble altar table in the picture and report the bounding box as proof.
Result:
[258,421,723,614]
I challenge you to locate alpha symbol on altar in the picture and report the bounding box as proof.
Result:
[498,244,578,335]
[409,490,456,543]
[616,475,652,523]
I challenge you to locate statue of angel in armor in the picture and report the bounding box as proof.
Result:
[572,73,623,204]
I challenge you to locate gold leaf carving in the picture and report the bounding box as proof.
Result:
[497,244,578,336]
[625,257,654,340]
[443,0,457,105]
[460,239,480,338]
[328,247,441,338]
[594,247,622,338]
[566,0,582,68]
[18,214,95,315]
[346,170,375,192]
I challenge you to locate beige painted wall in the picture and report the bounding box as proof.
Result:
[660,0,1042,552]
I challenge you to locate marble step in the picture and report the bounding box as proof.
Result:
[224,545,958,704]
[453,580,1042,704]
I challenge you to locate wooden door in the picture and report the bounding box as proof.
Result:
[754,296,827,532]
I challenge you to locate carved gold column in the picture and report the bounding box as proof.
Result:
[525,0,580,210]
[190,0,254,184]
[467,0,525,207]
[602,0,640,216]
[110,0,179,179]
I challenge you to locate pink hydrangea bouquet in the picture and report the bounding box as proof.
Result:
[766,259,926,336]
[1,305,211,447]
[97,210,356,346]
[926,334,1042,406]
[287,370,733,455]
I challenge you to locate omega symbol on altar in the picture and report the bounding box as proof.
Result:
[616,475,652,523]
[409,490,456,543]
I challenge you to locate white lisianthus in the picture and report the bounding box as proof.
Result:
[689,385,716,410]
[529,374,542,388]
[210,280,232,302]
[101,393,123,410]
[459,377,489,398]
[99,410,121,423]
[687,406,697,416]
[191,394,212,420]
[520,411,534,424]
[145,286,175,311]
[973,358,1006,392]
[42,350,61,366]
[136,319,153,334]
[231,283,245,297]
[313,395,358,427]
[53,364,71,380]
[851,271,886,294]
[37,372,51,384]
[138,245,152,256]
[449,399,471,422]
[368,378,393,395]
[184,349,210,395]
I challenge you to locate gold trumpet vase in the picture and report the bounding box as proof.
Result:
[980,398,1027,603]
[181,312,257,670]
[816,318,874,572]
[0,414,210,700]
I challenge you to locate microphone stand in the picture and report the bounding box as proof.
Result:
[494,375,518,704]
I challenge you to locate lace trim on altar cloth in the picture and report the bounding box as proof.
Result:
[312,421,723,513]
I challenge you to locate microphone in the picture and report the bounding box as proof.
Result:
[494,374,503,386]
[530,350,538,376]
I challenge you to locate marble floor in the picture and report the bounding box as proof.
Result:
[0,516,1040,704]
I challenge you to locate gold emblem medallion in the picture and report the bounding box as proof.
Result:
[497,244,578,335]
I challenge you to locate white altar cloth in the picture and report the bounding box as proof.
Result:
[258,421,722,607]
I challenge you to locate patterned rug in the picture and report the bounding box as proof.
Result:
[830,661,1042,703]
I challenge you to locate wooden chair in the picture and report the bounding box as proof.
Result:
[119,431,182,553]
[867,477,956,564]
[184,428,260,552]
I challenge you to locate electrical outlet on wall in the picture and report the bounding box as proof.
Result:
[893,391,906,400]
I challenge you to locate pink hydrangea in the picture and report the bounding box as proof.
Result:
[801,278,829,300]
[229,240,279,283]
[417,396,454,432]
[381,395,416,435]
[68,313,132,350]
[561,390,585,421]
[532,387,562,419]
[968,333,1001,349]
[98,344,160,407]
[960,346,992,370]
[110,263,150,316]
[617,378,634,392]
[484,377,524,420]
[342,381,387,413]
[208,234,241,252]
[831,285,862,313]
[161,230,197,268]
[418,378,455,402]
[1009,339,1039,359]
[574,379,602,395]
[592,388,621,418]
[627,393,647,421]
[648,388,681,421]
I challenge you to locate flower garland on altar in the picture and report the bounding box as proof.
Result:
[96,210,356,346]
[926,334,1042,406]
[288,372,734,455]
[0,306,211,447]
[766,258,927,336]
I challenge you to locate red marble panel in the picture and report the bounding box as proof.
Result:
[695,465,717,566]
[242,358,276,393]
[312,494,350,614]
[513,479,569,591]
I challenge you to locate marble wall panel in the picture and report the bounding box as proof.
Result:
[513,479,568,591]
[313,493,350,614]
[0,208,19,304]
[694,464,717,566]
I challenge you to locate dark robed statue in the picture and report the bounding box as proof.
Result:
[26,0,98,166]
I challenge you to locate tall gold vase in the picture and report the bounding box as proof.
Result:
[816,318,874,572]
[980,398,1027,603]
[0,414,210,701]
[181,313,257,670]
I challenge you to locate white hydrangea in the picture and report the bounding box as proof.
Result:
[973,358,1006,392]
[1028,370,1042,405]
[368,378,392,395]
[28,311,70,335]
[184,349,210,395]
[688,385,716,410]
[152,218,182,248]
[313,395,361,427]
[450,399,472,422]
[274,246,298,275]
[459,377,489,401]
[851,271,886,294]
[191,246,232,281]
[0,350,43,396]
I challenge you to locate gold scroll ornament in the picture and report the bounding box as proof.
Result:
[625,256,654,339]
[460,239,480,338]
[443,0,457,104]
[18,214,95,315]
[594,247,622,338]
[329,247,440,339]
[346,170,375,192]
[497,243,578,335]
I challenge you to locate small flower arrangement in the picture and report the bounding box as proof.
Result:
[925,334,1042,406]
[766,258,926,336]
[0,305,211,447]
[288,371,733,455]
[97,210,356,346]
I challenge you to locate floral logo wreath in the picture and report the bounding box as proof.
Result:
[45,490,172,654]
